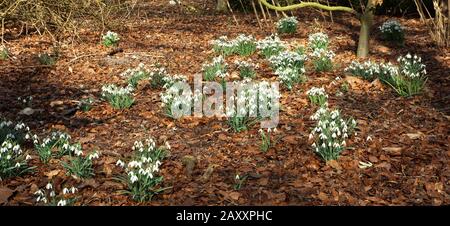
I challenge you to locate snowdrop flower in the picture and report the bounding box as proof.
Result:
[63,188,70,195]
[116,159,125,168]
[57,200,67,206]
[130,174,139,184]
[319,133,328,140]
[26,155,32,160]
[34,190,44,196]
[88,152,99,160]
[46,183,52,190]
[165,141,171,150]
[366,135,372,142]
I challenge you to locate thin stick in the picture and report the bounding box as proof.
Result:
[265,0,273,22]
[226,0,239,26]
[271,0,280,18]
[315,0,327,22]
[252,0,263,29]
[1,18,4,45]
[274,0,288,17]
[238,0,247,14]
[258,0,268,24]
[326,0,334,23]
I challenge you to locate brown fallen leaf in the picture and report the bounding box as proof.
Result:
[258,178,269,186]
[229,191,240,200]
[218,133,228,141]
[102,164,113,177]
[404,132,424,140]
[44,169,61,179]
[0,187,14,205]
[344,75,365,90]
[29,184,39,195]
[370,79,384,90]
[327,160,342,170]
[282,135,298,144]
[50,100,64,107]
[382,147,402,155]
[80,178,100,189]
[181,155,197,176]
[368,156,379,163]
[201,164,218,182]
[317,192,328,202]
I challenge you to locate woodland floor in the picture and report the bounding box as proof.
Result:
[0,1,449,205]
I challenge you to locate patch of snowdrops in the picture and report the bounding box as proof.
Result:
[234,59,258,79]
[256,34,286,59]
[0,138,34,180]
[345,60,398,81]
[210,34,257,56]
[202,55,229,82]
[102,31,120,47]
[306,87,328,106]
[115,137,169,202]
[379,19,405,45]
[120,63,150,88]
[32,131,72,163]
[269,51,307,90]
[276,16,298,34]
[160,79,202,119]
[310,48,335,72]
[345,53,427,96]
[101,84,135,109]
[226,79,280,132]
[309,106,357,161]
[34,182,78,206]
[0,119,31,144]
[61,143,99,179]
[308,32,329,51]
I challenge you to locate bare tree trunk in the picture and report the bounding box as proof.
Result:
[216,0,228,12]
[357,0,374,58]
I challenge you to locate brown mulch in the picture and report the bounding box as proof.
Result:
[0,1,449,206]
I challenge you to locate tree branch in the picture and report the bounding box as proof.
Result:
[258,0,356,14]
